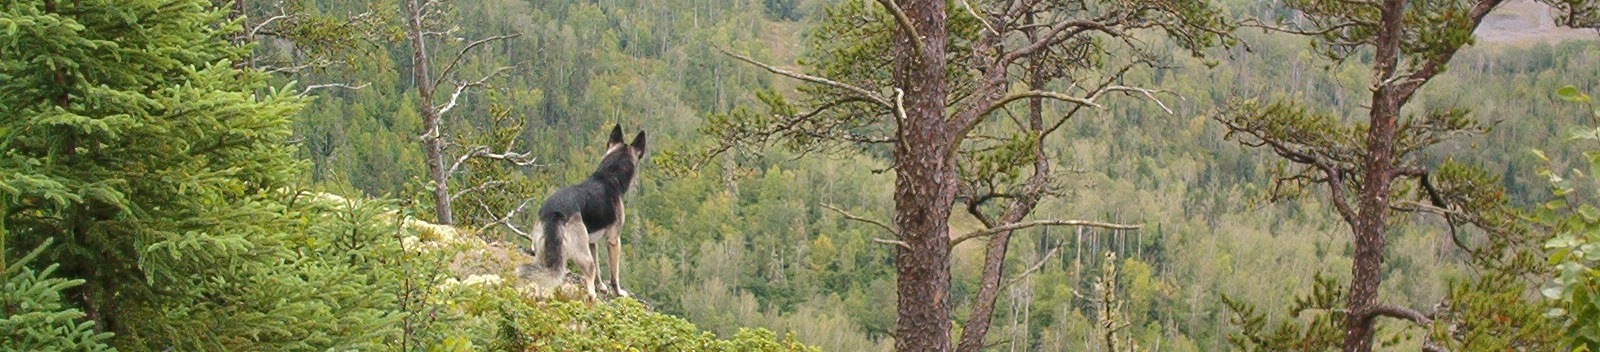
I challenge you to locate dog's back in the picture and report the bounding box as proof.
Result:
[534,180,617,269]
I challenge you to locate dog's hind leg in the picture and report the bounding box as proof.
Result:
[564,224,599,301]
[574,251,598,301]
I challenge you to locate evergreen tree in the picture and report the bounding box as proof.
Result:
[1,0,302,344]
[1216,1,1600,351]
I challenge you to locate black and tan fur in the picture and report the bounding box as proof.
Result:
[522,125,644,299]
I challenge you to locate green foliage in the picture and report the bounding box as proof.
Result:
[0,0,313,345]
[1431,276,1562,351]
[1,240,114,352]
[493,294,816,351]
[1537,85,1600,351]
[1223,273,1346,352]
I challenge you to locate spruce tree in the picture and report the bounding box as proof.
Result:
[1,0,302,344]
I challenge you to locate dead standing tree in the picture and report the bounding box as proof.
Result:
[695,1,1232,350]
[1217,0,1600,351]
[402,0,527,225]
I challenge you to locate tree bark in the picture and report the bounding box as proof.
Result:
[402,0,453,225]
[1344,1,1405,351]
[891,1,953,351]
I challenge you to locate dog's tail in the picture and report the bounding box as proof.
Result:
[540,211,566,270]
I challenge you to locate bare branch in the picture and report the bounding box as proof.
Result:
[1001,244,1063,290]
[1370,303,1432,326]
[951,219,1142,248]
[875,0,927,59]
[259,58,342,75]
[822,203,897,235]
[249,14,295,39]
[299,82,371,96]
[964,84,1176,140]
[446,143,539,176]
[1237,19,1372,38]
[473,198,536,240]
[451,180,508,200]
[990,90,1106,114]
[433,33,522,89]
[873,237,911,249]
[436,66,514,117]
[960,0,997,35]
[1100,86,1176,115]
[717,47,891,108]
[474,148,539,166]
[894,88,908,125]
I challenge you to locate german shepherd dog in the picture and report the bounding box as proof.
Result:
[521,125,644,300]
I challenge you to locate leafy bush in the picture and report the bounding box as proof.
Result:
[1538,85,1600,351]
[486,288,817,352]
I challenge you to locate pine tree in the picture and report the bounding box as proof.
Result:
[1,0,302,343]
[1216,1,1599,351]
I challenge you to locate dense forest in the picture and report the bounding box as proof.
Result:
[6,0,1600,351]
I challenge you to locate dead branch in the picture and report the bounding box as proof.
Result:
[1370,303,1432,326]
[873,238,912,250]
[959,0,997,35]
[259,58,343,75]
[951,219,1142,248]
[249,13,295,39]
[717,47,892,108]
[433,33,523,89]
[822,203,897,235]
[1238,19,1373,38]
[989,90,1105,114]
[473,198,535,240]
[446,144,538,176]
[1099,86,1176,115]
[436,66,514,117]
[450,180,508,200]
[1325,168,1358,226]
[1001,244,1063,291]
[299,82,371,96]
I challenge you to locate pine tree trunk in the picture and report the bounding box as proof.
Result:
[1344,1,1405,351]
[891,1,952,351]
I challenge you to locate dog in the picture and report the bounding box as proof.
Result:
[520,125,644,300]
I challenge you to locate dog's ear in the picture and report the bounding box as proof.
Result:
[630,131,647,155]
[608,125,625,147]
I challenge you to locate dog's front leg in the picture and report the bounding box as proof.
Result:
[606,225,628,297]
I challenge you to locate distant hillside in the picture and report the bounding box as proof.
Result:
[1477,0,1599,44]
